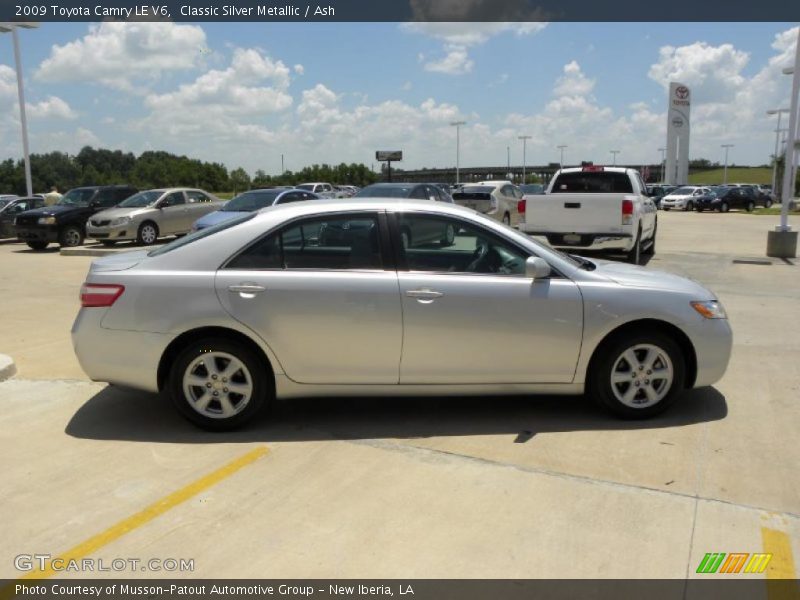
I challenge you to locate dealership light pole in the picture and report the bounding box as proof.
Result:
[658,147,666,182]
[767,109,790,194]
[721,144,734,184]
[557,144,567,168]
[450,120,466,185]
[0,22,39,197]
[518,135,531,183]
[610,150,620,166]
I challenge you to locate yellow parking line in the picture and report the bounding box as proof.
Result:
[14,445,269,582]
[762,527,797,580]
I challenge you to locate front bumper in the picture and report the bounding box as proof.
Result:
[86,222,134,241]
[687,317,733,387]
[71,308,173,393]
[15,226,59,243]
[661,200,687,209]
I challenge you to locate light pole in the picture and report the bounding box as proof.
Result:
[658,147,666,182]
[767,109,790,194]
[0,22,39,197]
[557,144,567,168]
[610,150,620,166]
[450,121,466,185]
[721,144,734,185]
[506,146,510,178]
[518,135,531,183]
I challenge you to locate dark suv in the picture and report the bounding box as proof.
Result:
[14,185,137,250]
[699,185,767,213]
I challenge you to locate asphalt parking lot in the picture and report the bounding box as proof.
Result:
[1,210,798,583]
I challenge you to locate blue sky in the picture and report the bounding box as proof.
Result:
[0,22,797,174]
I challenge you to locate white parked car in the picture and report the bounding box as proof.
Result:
[661,186,711,212]
[517,166,657,264]
[452,180,523,227]
[296,182,344,199]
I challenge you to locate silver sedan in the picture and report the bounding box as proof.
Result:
[72,199,732,430]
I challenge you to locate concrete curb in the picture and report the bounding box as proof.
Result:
[60,244,162,257]
[0,354,16,381]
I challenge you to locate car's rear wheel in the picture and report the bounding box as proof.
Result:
[719,201,730,213]
[26,241,48,251]
[746,201,755,212]
[59,225,83,248]
[137,222,159,246]
[765,199,773,208]
[169,338,269,431]
[685,201,694,212]
[626,227,641,265]
[642,222,656,255]
[502,213,511,226]
[588,331,685,419]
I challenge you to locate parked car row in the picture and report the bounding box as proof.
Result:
[656,183,773,212]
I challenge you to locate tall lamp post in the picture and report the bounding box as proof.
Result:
[721,144,734,184]
[767,109,790,194]
[0,22,39,197]
[610,150,620,166]
[658,147,666,182]
[518,135,531,183]
[557,144,567,168]
[450,120,466,185]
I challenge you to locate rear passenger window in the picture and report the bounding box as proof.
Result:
[551,172,633,193]
[227,214,383,271]
[187,191,210,203]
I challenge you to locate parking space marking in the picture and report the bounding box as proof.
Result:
[16,445,269,581]
[762,527,797,580]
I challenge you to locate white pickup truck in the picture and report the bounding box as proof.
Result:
[517,166,657,264]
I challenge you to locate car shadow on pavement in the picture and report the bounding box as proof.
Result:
[65,385,727,444]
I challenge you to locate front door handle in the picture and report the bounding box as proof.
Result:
[406,289,444,302]
[228,283,266,296]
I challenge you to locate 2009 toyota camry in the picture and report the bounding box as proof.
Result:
[72,199,732,430]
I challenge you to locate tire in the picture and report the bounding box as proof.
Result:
[642,221,656,256]
[685,201,694,212]
[663,207,670,211]
[137,221,159,246]
[100,240,117,247]
[502,213,511,226]
[59,225,84,248]
[168,337,270,431]
[440,223,456,246]
[765,199,773,208]
[588,331,686,419]
[626,227,642,265]
[720,202,730,213]
[26,241,48,251]
[746,201,755,212]
[695,206,704,212]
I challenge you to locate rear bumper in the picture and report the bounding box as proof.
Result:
[15,226,59,243]
[521,228,633,251]
[71,308,173,393]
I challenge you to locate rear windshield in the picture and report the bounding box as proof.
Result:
[551,172,633,193]
[457,186,494,195]
[356,185,415,198]
[148,212,256,257]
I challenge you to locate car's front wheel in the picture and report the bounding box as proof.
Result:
[588,331,685,419]
[169,338,269,431]
[59,225,84,248]
[685,201,694,212]
[26,241,48,251]
[765,199,773,208]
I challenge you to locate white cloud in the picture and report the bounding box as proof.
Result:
[26,97,77,120]
[36,22,206,90]
[293,64,305,75]
[553,61,595,97]
[402,22,546,76]
[0,65,16,99]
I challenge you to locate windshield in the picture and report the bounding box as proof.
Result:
[57,189,96,207]
[296,184,314,191]
[356,185,415,198]
[672,187,696,195]
[118,190,163,208]
[458,186,494,195]
[148,212,256,257]
[223,191,280,211]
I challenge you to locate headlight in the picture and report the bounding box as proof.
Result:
[37,216,56,225]
[691,300,727,319]
[109,216,130,226]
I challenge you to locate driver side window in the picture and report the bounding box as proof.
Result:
[396,214,528,276]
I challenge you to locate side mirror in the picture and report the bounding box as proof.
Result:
[525,256,551,280]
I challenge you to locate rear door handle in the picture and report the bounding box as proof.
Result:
[406,289,444,302]
[228,284,266,295]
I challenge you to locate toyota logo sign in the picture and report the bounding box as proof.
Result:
[675,86,690,100]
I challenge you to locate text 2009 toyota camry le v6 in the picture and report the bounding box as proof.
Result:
[71,199,732,430]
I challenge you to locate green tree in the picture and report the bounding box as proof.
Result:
[230,168,251,195]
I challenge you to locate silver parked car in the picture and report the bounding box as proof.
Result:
[452,180,523,226]
[86,188,224,246]
[72,199,732,430]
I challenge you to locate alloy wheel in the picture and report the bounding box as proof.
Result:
[610,344,674,408]
[182,352,254,419]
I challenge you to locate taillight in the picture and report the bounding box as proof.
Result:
[621,199,634,225]
[80,283,125,308]
[518,199,526,214]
